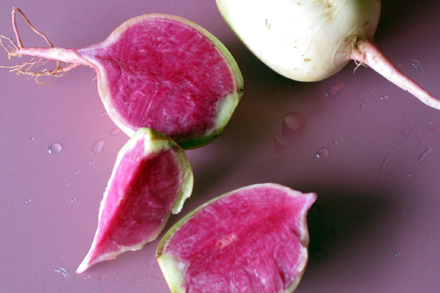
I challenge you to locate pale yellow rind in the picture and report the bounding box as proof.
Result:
[157,254,187,293]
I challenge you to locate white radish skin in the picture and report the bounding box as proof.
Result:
[217,0,440,110]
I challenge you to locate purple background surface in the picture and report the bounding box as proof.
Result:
[1,1,440,292]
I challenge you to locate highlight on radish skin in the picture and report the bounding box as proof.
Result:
[216,0,440,110]
[0,7,244,149]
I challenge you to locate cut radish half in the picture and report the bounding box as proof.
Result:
[157,183,317,293]
[1,8,244,149]
[76,128,193,274]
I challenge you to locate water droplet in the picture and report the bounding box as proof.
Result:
[66,183,72,187]
[98,273,107,281]
[408,173,414,178]
[29,137,35,142]
[272,134,285,154]
[75,170,81,175]
[110,127,121,136]
[91,139,105,155]
[427,121,440,134]
[332,141,338,146]
[411,60,424,74]
[25,199,32,204]
[101,112,108,117]
[284,113,304,129]
[396,252,402,257]
[381,95,389,100]
[379,153,390,172]
[54,268,69,278]
[90,161,95,165]
[48,142,62,154]
[71,198,77,203]
[325,82,346,96]
[281,112,306,142]
[418,147,432,163]
[84,275,91,280]
[316,147,330,158]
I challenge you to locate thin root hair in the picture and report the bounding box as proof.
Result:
[353,59,368,74]
[0,7,77,83]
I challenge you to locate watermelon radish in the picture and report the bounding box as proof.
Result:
[0,7,244,149]
[76,128,193,274]
[156,183,317,293]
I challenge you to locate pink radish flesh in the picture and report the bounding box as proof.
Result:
[157,184,316,292]
[76,128,193,273]
[0,8,243,149]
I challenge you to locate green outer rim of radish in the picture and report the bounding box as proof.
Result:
[80,14,244,149]
[156,183,316,293]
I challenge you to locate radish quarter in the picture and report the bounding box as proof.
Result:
[157,183,317,293]
[0,8,244,149]
[76,128,193,273]
[216,0,440,110]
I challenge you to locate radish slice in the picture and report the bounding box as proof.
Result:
[0,7,244,149]
[157,183,317,293]
[76,128,193,274]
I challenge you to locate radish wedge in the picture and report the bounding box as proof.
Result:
[156,183,317,293]
[0,8,244,149]
[76,128,193,274]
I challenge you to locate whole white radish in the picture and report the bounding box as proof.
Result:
[216,0,440,110]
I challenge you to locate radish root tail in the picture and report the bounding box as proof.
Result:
[0,7,75,84]
[351,38,440,110]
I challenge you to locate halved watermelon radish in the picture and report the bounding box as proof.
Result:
[1,8,244,149]
[76,128,193,274]
[156,183,316,293]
